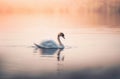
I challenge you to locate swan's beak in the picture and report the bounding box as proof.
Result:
[63,36,65,39]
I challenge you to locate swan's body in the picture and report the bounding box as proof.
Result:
[34,32,65,49]
[38,40,60,48]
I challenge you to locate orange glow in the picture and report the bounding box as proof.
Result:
[0,0,120,30]
[0,0,120,15]
[0,0,70,15]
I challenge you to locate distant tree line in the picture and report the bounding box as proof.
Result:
[74,0,120,14]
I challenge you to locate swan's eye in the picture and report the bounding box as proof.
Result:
[61,34,65,39]
[59,32,65,38]
[61,33,64,36]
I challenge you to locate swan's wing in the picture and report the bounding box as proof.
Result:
[40,40,58,48]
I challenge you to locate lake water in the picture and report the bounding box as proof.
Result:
[0,13,120,79]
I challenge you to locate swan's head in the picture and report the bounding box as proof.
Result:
[58,32,65,39]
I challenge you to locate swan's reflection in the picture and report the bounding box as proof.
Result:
[34,47,64,56]
[57,49,64,61]
[56,49,65,77]
[33,47,65,76]
[40,49,58,55]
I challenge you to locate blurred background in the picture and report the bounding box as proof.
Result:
[0,0,120,79]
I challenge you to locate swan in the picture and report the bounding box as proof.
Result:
[34,32,65,49]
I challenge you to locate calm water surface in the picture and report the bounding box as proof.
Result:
[0,14,120,79]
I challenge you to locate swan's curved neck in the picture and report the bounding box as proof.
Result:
[57,35,64,47]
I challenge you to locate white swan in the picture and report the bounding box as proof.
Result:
[34,32,65,49]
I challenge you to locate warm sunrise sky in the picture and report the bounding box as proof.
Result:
[0,0,120,30]
[0,0,119,14]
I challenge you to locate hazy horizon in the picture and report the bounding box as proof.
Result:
[0,0,120,15]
